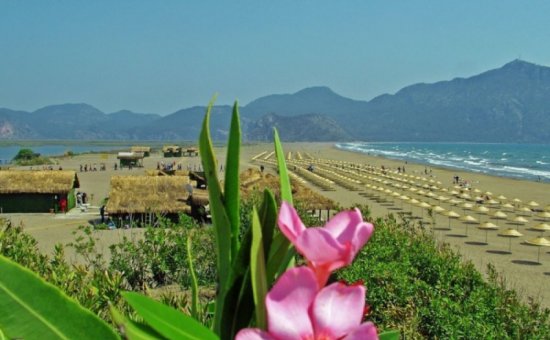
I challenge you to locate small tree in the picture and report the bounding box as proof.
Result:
[13,148,39,161]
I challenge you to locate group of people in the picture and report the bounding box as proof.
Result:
[80,164,106,172]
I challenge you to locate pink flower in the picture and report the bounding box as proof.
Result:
[236,267,378,340]
[277,201,374,286]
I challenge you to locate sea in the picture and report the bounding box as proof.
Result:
[335,142,550,183]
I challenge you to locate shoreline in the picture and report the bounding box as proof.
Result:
[334,142,550,184]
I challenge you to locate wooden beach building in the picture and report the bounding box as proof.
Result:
[0,170,80,213]
[105,175,193,227]
[130,146,151,157]
[117,152,144,168]
[162,145,182,157]
[184,147,199,157]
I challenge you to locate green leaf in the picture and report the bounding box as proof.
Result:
[0,255,118,340]
[271,129,296,275]
[186,235,200,319]
[122,292,217,340]
[273,128,292,205]
[199,96,232,333]
[224,101,241,256]
[250,207,268,329]
[111,306,166,340]
[258,189,277,260]
[379,329,401,340]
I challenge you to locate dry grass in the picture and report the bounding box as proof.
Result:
[0,170,78,194]
[106,175,191,214]
[240,168,336,210]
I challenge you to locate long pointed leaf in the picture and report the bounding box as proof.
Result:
[122,292,217,340]
[224,101,241,256]
[273,128,292,204]
[199,96,232,333]
[271,129,296,275]
[0,255,118,340]
[111,306,166,340]
[221,222,253,339]
[250,207,268,329]
[186,235,200,319]
[258,189,277,260]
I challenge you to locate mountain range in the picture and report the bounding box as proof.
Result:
[1,59,550,143]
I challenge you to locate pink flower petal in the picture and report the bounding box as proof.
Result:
[295,227,347,265]
[342,322,379,340]
[236,328,275,340]
[324,208,364,240]
[325,209,374,257]
[312,282,366,339]
[277,201,306,243]
[266,267,318,339]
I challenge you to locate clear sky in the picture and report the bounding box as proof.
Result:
[1,1,549,114]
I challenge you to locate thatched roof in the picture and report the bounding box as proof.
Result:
[106,175,191,214]
[240,168,336,210]
[0,170,79,194]
[131,146,151,153]
[162,145,181,153]
[117,152,144,160]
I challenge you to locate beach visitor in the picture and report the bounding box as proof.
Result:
[100,205,105,223]
[60,197,67,214]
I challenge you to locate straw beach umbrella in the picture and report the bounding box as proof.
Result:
[528,201,540,208]
[498,228,523,253]
[475,205,490,223]
[525,237,550,263]
[491,211,508,223]
[517,206,533,216]
[460,202,474,215]
[501,203,515,212]
[478,222,499,244]
[531,223,550,236]
[536,211,550,222]
[510,216,529,230]
[444,210,460,231]
[460,215,478,236]
[417,201,432,220]
[430,205,445,228]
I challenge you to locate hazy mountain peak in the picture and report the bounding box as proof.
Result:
[33,103,104,115]
[502,59,537,69]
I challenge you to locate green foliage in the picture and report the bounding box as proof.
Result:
[250,207,268,329]
[108,225,216,290]
[122,292,217,340]
[12,148,52,165]
[0,255,118,340]
[13,148,37,161]
[337,215,550,338]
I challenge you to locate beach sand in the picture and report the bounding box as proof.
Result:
[3,142,550,307]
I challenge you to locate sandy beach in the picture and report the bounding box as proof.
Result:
[3,142,550,308]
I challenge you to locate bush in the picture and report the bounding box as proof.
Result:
[337,214,550,338]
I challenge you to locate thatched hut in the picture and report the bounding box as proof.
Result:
[0,170,80,213]
[131,146,151,157]
[117,152,144,168]
[105,175,192,227]
[162,145,182,157]
[184,147,199,157]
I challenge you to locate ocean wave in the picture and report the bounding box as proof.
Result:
[335,143,550,182]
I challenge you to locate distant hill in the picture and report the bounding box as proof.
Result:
[1,59,550,142]
[245,113,353,142]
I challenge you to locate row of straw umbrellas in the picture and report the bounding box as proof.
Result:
[274,155,550,264]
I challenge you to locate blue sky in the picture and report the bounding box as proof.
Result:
[1,1,549,114]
